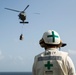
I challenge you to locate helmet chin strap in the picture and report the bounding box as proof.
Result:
[59,47,61,51]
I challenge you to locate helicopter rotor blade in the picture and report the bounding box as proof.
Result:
[5,8,21,12]
[34,13,40,15]
[23,5,29,12]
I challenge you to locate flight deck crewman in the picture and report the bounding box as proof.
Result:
[32,30,76,75]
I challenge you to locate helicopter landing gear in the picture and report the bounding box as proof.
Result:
[19,34,24,40]
[20,21,29,24]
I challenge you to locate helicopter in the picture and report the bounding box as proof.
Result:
[5,5,29,24]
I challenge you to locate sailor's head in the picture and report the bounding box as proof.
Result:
[39,30,66,49]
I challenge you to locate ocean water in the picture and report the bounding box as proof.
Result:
[0,72,32,75]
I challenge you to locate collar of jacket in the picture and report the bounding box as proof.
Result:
[46,48,59,51]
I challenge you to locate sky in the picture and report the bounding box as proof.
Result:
[0,0,76,72]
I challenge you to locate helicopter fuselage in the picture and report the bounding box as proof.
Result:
[18,12,26,22]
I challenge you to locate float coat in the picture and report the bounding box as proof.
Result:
[32,48,75,75]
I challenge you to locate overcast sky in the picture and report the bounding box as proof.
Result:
[0,0,76,72]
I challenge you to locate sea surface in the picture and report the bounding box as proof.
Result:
[0,72,32,75]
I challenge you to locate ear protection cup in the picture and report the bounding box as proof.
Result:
[39,38,46,48]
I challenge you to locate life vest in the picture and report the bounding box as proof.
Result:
[34,49,68,75]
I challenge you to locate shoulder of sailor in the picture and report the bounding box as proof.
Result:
[34,51,45,60]
[58,51,69,61]
[60,51,68,56]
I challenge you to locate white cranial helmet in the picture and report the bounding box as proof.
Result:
[42,30,61,44]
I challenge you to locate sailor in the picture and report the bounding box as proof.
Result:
[32,30,76,75]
